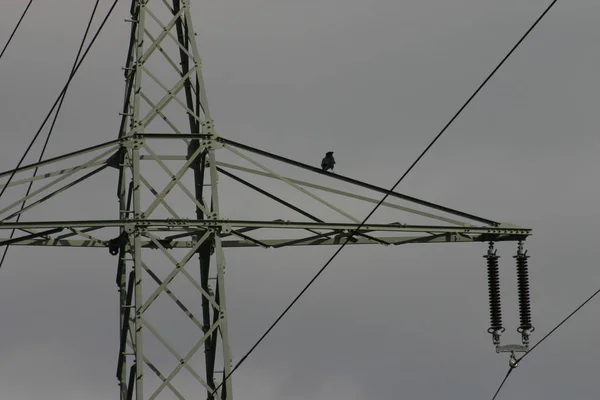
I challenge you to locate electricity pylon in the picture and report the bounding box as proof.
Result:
[0,1,531,399]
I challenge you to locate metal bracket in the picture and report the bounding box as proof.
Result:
[202,119,216,135]
[496,344,528,369]
[203,138,223,151]
[200,120,223,150]
[116,135,145,150]
[496,344,528,354]
[204,212,218,220]
[496,222,525,229]
[106,148,126,169]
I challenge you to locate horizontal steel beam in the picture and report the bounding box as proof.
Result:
[0,133,207,180]
[216,161,469,226]
[0,139,119,179]
[0,233,524,249]
[219,137,498,226]
[136,133,212,139]
[0,219,531,235]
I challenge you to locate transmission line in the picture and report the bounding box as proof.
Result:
[492,368,514,400]
[521,287,600,362]
[210,0,559,395]
[0,0,101,270]
[0,0,34,62]
[0,0,119,202]
[492,285,600,399]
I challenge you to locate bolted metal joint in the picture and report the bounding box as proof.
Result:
[130,135,145,149]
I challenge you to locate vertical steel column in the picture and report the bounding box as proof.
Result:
[116,0,141,397]
[122,1,147,398]
[132,147,144,399]
[131,0,146,396]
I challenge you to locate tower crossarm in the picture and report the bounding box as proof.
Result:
[0,219,530,249]
[0,219,530,234]
[0,0,535,397]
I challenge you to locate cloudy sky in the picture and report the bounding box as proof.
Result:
[1,0,600,399]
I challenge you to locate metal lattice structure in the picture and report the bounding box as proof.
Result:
[0,1,532,399]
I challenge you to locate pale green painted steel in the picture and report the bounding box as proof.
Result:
[0,219,530,235]
[0,1,534,398]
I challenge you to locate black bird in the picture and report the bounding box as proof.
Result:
[321,151,335,172]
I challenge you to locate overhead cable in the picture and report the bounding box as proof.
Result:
[211,0,560,395]
[0,0,34,61]
[492,284,600,399]
[0,0,101,270]
[0,0,120,202]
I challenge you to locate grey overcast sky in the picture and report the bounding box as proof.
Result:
[1,0,600,399]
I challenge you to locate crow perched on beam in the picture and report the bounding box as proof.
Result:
[321,151,335,172]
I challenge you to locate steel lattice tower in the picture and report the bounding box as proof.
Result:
[0,1,532,399]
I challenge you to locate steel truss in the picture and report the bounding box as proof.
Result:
[0,1,531,399]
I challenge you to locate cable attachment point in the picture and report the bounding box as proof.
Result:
[509,351,519,369]
[514,241,534,345]
[485,242,504,345]
[108,231,128,256]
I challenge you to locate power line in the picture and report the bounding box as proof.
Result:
[0,0,119,202]
[491,285,600,399]
[520,286,600,363]
[0,0,34,62]
[492,368,514,400]
[210,0,559,395]
[0,0,101,270]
